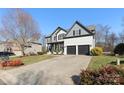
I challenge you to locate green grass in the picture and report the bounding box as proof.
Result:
[10,54,55,65]
[88,55,124,70]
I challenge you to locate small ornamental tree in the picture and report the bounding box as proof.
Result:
[114,43,124,55]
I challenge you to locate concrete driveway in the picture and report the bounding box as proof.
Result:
[0,55,92,85]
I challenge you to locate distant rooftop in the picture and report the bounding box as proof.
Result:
[87,25,96,32]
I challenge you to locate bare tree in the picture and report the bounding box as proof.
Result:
[41,35,47,53]
[119,17,124,43]
[95,24,104,44]
[102,25,111,48]
[0,9,41,56]
[119,32,124,43]
[108,32,118,51]
[95,25,111,44]
[95,24,113,52]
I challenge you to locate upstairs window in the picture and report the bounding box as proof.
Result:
[58,34,65,40]
[79,29,81,35]
[73,30,75,36]
[58,34,62,40]
[47,38,51,42]
[93,35,95,39]
[54,36,57,41]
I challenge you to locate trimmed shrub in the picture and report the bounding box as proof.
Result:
[91,47,103,56]
[0,60,24,67]
[114,43,124,55]
[9,60,24,66]
[80,65,124,85]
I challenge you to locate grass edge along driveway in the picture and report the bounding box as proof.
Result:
[11,54,55,65]
[88,55,124,70]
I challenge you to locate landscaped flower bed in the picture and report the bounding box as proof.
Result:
[0,60,24,68]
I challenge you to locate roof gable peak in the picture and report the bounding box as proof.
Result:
[74,21,93,34]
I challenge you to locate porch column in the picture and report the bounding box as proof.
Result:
[76,45,78,55]
[46,43,48,50]
[64,46,67,55]
[47,44,52,55]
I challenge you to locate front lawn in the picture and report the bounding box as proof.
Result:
[88,55,124,70]
[11,54,55,65]
[0,54,55,70]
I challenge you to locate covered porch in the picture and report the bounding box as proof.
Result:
[47,42,64,55]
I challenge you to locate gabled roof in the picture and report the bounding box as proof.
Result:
[65,21,94,37]
[87,25,95,32]
[45,27,67,38]
[29,42,42,45]
[75,21,94,34]
[45,36,51,38]
[45,21,95,39]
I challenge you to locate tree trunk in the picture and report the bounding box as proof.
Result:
[20,45,25,56]
[21,50,25,56]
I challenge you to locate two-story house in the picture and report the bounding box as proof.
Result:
[45,21,95,55]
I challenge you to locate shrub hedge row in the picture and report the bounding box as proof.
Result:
[80,65,124,85]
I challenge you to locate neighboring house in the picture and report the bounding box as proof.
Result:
[0,41,21,56]
[0,41,42,56]
[24,42,42,55]
[45,21,95,55]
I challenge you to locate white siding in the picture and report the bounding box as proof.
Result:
[0,43,5,52]
[64,36,95,55]
[66,23,89,37]
[46,37,51,43]
[50,29,67,43]
[57,30,66,42]
[51,29,60,42]
[24,43,42,54]
[13,51,22,56]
